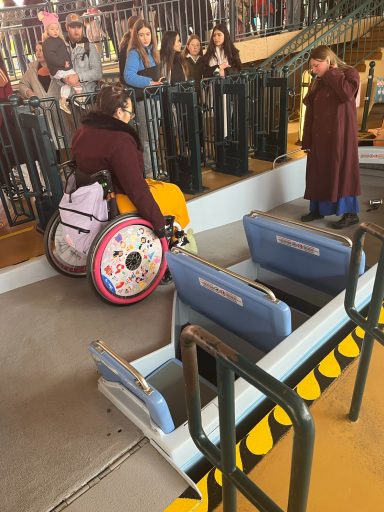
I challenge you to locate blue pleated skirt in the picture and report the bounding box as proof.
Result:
[310,196,360,216]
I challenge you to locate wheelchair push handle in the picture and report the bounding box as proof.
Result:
[344,222,384,345]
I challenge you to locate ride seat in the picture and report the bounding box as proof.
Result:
[243,214,365,296]
[166,250,292,353]
[89,342,216,434]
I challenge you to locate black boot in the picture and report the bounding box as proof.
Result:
[331,213,359,229]
[301,211,324,222]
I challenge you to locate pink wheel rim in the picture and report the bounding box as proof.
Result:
[91,218,168,304]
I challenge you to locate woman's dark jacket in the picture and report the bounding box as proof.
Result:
[302,66,361,202]
[118,42,128,85]
[202,49,242,78]
[168,53,186,85]
[185,55,203,94]
[71,112,164,230]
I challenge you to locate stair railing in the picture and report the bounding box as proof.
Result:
[262,0,384,74]
[260,0,359,71]
[180,324,315,512]
[344,222,384,422]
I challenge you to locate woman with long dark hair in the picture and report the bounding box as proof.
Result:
[71,85,190,234]
[159,31,187,85]
[301,45,361,229]
[202,23,241,78]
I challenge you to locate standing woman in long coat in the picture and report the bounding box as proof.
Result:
[301,45,361,229]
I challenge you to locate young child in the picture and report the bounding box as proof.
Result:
[38,11,82,114]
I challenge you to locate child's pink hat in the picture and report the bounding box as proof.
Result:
[38,11,59,29]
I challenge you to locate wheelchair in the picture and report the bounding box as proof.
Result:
[44,167,185,305]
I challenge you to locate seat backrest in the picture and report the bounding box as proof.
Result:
[166,251,292,353]
[243,215,365,296]
[89,344,175,434]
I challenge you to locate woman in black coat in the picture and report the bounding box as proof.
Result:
[202,23,241,78]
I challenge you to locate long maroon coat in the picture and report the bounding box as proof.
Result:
[302,66,361,202]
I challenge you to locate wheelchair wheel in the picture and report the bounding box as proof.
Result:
[87,215,168,305]
[43,211,87,278]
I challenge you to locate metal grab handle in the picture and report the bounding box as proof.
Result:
[171,247,278,302]
[90,340,152,394]
[249,210,353,247]
[344,222,384,421]
[181,324,314,512]
[272,149,305,168]
[344,222,384,344]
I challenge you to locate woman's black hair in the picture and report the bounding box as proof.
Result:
[160,31,179,79]
[93,84,143,150]
[203,23,241,70]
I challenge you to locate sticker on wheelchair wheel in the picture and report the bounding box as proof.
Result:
[99,224,164,297]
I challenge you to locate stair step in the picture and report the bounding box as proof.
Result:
[345,50,383,61]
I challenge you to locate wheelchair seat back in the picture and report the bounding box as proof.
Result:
[243,214,365,296]
[166,250,292,353]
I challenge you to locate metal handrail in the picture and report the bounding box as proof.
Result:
[249,210,353,247]
[272,148,305,168]
[181,324,315,512]
[171,247,278,302]
[261,0,381,74]
[260,0,354,70]
[90,340,153,395]
[344,222,384,421]
[271,0,384,77]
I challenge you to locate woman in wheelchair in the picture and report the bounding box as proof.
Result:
[44,84,195,304]
[71,84,191,243]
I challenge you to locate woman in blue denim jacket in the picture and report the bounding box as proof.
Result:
[124,19,162,178]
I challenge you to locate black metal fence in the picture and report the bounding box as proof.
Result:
[0,72,289,229]
[201,70,289,174]
[0,0,359,83]
[0,95,63,230]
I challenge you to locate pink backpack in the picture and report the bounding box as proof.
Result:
[59,173,109,255]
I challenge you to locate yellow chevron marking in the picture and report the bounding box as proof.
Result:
[338,333,361,358]
[193,473,210,512]
[318,350,341,378]
[296,370,321,401]
[214,444,243,487]
[236,443,243,471]
[355,325,365,339]
[246,413,273,455]
[164,498,201,512]
[273,405,292,426]
[214,468,222,486]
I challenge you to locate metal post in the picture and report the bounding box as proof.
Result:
[344,223,384,421]
[217,361,237,512]
[360,61,376,133]
[349,243,384,421]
